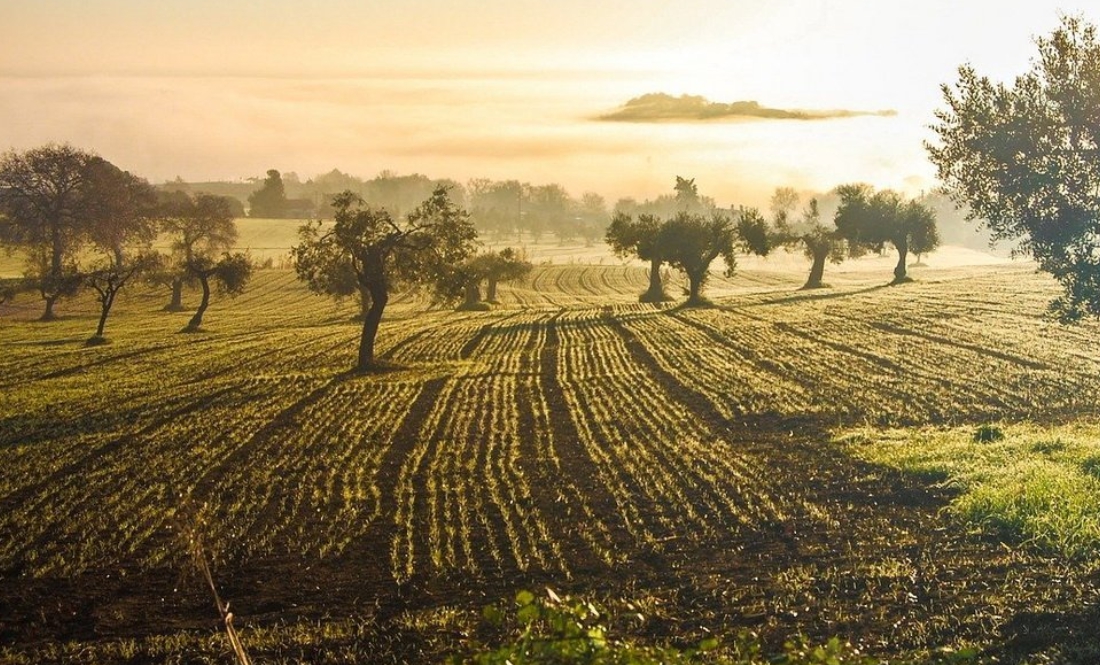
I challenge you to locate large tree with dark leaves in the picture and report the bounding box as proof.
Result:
[929,15,1100,320]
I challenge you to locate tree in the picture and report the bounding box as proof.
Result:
[159,192,251,329]
[84,252,163,344]
[606,212,668,302]
[81,161,160,343]
[833,184,938,284]
[673,176,701,211]
[577,192,608,246]
[909,214,941,266]
[248,169,288,218]
[484,247,533,302]
[159,192,238,311]
[183,252,252,331]
[467,179,525,240]
[659,208,771,306]
[441,247,534,309]
[928,15,1100,320]
[84,160,159,266]
[435,254,494,311]
[292,186,478,371]
[0,144,100,320]
[769,186,801,223]
[769,192,847,290]
[795,200,847,289]
[0,276,24,307]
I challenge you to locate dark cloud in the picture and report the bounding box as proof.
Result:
[596,92,896,123]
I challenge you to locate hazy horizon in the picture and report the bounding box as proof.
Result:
[0,1,1083,208]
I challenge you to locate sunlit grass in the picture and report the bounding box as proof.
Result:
[843,422,1100,560]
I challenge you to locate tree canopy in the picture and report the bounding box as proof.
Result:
[928,15,1100,320]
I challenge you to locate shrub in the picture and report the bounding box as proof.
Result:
[972,424,1004,443]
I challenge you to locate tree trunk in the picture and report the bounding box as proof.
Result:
[41,294,58,321]
[641,257,665,302]
[357,279,388,371]
[464,281,481,307]
[357,286,372,321]
[804,247,828,289]
[186,275,211,330]
[94,293,113,338]
[685,271,704,306]
[486,279,498,302]
[166,278,184,311]
[893,238,909,283]
[42,223,64,321]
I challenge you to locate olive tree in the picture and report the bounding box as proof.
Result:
[440,247,533,310]
[606,212,668,302]
[834,184,938,284]
[293,186,478,371]
[659,208,770,306]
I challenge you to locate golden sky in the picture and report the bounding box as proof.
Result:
[0,1,1083,206]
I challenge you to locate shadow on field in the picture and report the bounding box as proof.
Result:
[989,602,1100,664]
[740,283,890,308]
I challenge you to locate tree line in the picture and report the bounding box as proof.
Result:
[182,168,611,246]
[607,176,941,305]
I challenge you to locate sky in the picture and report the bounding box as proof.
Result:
[0,1,1090,207]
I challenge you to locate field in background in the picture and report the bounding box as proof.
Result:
[2,258,1099,663]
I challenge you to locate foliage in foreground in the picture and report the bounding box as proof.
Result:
[1,587,986,665]
[844,422,1100,560]
[453,589,971,665]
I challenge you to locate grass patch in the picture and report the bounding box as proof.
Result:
[843,422,1100,560]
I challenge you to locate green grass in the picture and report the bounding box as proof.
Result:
[844,422,1100,560]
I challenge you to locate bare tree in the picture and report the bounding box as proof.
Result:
[0,144,100,320]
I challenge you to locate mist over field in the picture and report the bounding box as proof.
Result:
[0,74,929,209]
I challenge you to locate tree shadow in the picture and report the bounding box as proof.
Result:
[736,282,891,308]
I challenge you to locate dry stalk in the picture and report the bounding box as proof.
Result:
[176,498,254,665]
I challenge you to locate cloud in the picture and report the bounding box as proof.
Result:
[596,92,896,123]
